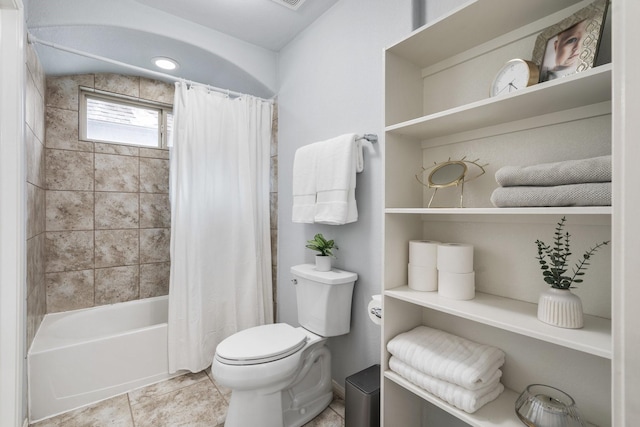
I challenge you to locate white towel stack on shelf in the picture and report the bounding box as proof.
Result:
[490,155,612,207]
[387,325,505,414]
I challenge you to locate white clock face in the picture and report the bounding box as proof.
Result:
[490,60,534,97]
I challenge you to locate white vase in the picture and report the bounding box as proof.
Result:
[315,255,331,272]
[537,288,584,329]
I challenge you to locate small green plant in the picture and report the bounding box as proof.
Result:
[535,216,609,289]
[306,233,338,258]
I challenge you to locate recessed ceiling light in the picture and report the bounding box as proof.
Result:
[153,57,178,71]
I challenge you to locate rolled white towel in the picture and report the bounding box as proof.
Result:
[387,326,505,391]
[495,155,611,187]
[390,357,504,414]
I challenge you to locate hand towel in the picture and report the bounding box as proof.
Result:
[387,326,505,391]
[490,182,611,207]
[292,143,318,223]
[314,133,361,225]
[495,155,611,187]
[390,357,504,414]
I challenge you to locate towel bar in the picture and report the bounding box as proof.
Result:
[358,134,378,143]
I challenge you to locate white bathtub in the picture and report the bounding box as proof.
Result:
[28,295,182,422]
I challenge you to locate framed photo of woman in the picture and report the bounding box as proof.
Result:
[532,0,609,83]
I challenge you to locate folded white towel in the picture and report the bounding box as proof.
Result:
[490,182,611,207]
[390,357,504,414]
[495,155,611,187]
[314,133,361,225]
[387,326,505,391]
[292,143,318,223]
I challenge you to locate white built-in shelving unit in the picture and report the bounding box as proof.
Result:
[382,1,617,425]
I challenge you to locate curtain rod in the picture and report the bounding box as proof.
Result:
[27,33,274,103]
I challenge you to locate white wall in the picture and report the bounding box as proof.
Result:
[276,0,413,387]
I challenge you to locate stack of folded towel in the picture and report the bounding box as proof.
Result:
[292,133,364,225]
[387,326,505,414]
[490,155,611,207]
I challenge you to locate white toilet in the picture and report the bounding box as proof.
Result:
[211,263,357,427]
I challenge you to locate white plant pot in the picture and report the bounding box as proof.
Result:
[315,255,332,272]
[537,288,584,329]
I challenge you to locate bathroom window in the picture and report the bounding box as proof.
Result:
[80,89,173,148]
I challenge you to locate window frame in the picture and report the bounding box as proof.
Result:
[79,87,173,149]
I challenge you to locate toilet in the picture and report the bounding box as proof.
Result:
[211,263,357,427]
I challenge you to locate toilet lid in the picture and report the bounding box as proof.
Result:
[215,323,308,365]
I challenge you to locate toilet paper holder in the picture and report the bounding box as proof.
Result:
[370,307,382,319]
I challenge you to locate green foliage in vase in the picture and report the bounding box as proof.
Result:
[535,216,609,289]
[306,233,338,258]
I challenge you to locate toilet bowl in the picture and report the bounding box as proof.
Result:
[212,264,357,427]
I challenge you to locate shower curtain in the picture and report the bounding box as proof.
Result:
[168,83,274,373]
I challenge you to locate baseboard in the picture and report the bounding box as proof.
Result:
[332,380,345,400]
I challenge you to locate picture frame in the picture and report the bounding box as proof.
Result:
[532,0,609,83]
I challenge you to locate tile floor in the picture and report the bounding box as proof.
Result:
[30,369,345,427]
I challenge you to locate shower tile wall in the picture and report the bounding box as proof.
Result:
[25,44,47,347]
[44,74,173,313]
[271,102,279,321]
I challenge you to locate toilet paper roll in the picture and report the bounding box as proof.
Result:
[409,240,440,268]
[437,243,474,273]
[438,271,475,300]
[368,295,382,325]
[408,264,438,292]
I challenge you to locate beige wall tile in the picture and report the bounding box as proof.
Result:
[26,127,45,187]
[95,73,139,97]
[46,107,93,152]
[27,234,45,300]
[27,183,45,239]
[95,265,140,304]
[95,192,139,229]
[140,193,170,228]
[140,262,170,298]
[46,149,94,191]
[139,147,169,159]
[140,77,174,104]
[46,270,94,313]
[95,153,139,192]
[45,231,95,273]
[139,158,169,193]
[46,74,94,111]
[26,72,37,134]
[95,142,139,156]
[140,228,170,263]
[95,229,139,268]
[26,275,46,348]
[46,191,94,231]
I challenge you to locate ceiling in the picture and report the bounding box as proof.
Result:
[25,0,339,98]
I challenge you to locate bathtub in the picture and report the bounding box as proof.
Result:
[28,295,183,422]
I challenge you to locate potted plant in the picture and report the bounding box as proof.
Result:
[306,233,338,272]
[535,216,609,328]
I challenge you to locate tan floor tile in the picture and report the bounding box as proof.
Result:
[30,394,133,427]
[128,371,208,406]
[329,396,345,418]
[303,405,344,427]
[130,378,227,427]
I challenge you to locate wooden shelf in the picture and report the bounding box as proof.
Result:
[388,0,584,69]
[385,65,611,141]
[385,370,522,427]
[385,286,612,359]
[384,207,611,216]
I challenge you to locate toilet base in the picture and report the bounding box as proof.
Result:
[223,343,332,427]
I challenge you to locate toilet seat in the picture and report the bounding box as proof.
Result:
[215,323,308,366]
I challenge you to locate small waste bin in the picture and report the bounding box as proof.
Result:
[345,364,380,427]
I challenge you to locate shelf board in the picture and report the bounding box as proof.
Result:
[388,0,583,69]
[385,207,612,215]
[384,286,612,359]
[385,370,522,427]
[385,65,611,141]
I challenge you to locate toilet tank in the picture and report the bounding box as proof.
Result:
[291,264,357,337]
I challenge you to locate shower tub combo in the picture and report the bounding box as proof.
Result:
[28,295,181,422]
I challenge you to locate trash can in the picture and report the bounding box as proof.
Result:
[345,364,380,427]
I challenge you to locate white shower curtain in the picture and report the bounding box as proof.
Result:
[168,83,274,373]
